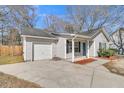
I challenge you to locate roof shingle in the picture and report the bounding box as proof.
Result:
[21,27,55,38]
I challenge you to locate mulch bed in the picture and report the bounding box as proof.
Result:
[74,58,97,65]
[0,72,41,88]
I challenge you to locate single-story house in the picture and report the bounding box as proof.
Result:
[21,27,110,62]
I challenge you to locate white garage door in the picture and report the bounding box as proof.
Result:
[34,44,52,60]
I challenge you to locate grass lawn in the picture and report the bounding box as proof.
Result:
[0,56,24,65]
[0,72,41,88]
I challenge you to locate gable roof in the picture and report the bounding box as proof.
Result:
[79,28,110,41]
[21,27,56,38]
[21,27,110,41]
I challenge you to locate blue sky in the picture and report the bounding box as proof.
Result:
[34,5,122,32]
[35,5,67,28]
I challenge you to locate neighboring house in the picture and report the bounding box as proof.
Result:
[110,28,124,54]
[21,27,110,62]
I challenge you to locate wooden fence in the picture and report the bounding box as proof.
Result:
[0,46,23,56]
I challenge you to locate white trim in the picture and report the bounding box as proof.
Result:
[75,34,91,39]
[65,39,67,59]
[72,39,74,62]
[87,40,90,58]
[21,35,57,40]
[31,42,33,62]
[54,33,91,39]
[91,28,110,42]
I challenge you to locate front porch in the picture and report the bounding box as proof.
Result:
[65,35,92,62]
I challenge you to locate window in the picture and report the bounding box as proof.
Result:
[66,40,80,53]
[74,42,80,52]
[66,40,72,53]
[66,40,81,53]
[99,42,106,49]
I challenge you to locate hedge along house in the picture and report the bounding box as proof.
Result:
[21,27,110,62]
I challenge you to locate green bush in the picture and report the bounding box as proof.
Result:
[97,48,116,57]
[103,51,110,57]
[97,51,102,57]
[109,48,118,54]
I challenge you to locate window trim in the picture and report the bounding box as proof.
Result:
[66,40,81,53]
[99,42,106,49]
[66,40,72,53]
[74,42,81,53]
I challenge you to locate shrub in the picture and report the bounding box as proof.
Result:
[97,51,103,57]
[109,48,118,54]
[97,48,116,57]
[103,51,110,57]
[109,49,115,56]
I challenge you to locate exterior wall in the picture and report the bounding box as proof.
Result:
[26,42,32,61]
[89,41,94,57]
[23,38,33,61]
[23,37,57,61]
[22,37,26,61]
[55,37,66,59]
[52,43,57,58]
[89,32,109,57]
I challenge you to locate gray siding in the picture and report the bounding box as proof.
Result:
[24,37,57,61]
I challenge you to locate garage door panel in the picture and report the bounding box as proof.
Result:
[34,44,52,60]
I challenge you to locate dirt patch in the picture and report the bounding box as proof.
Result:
[74,58,97,65]
[52,57,62,61]
[103,58,124,76]
[0,72,41,88]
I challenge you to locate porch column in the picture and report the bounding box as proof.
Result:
[87,40,89,58]
[31,42,33,62]
[72,39,74,62]
[93,41,96,57]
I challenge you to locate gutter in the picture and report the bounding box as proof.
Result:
[21,35,58,40]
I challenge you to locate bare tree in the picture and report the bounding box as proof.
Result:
[0,6,10,45]
[0,5,37,45]
[66,6,124,33]
[7,5,37,29]
[110,28,124,55]
[43,15,68,32]
[42,6,124,34]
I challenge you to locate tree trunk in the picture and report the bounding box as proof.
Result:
[121,48,124,55]
[118,48,121,54]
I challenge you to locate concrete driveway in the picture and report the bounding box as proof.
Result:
[0,59,124,88]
